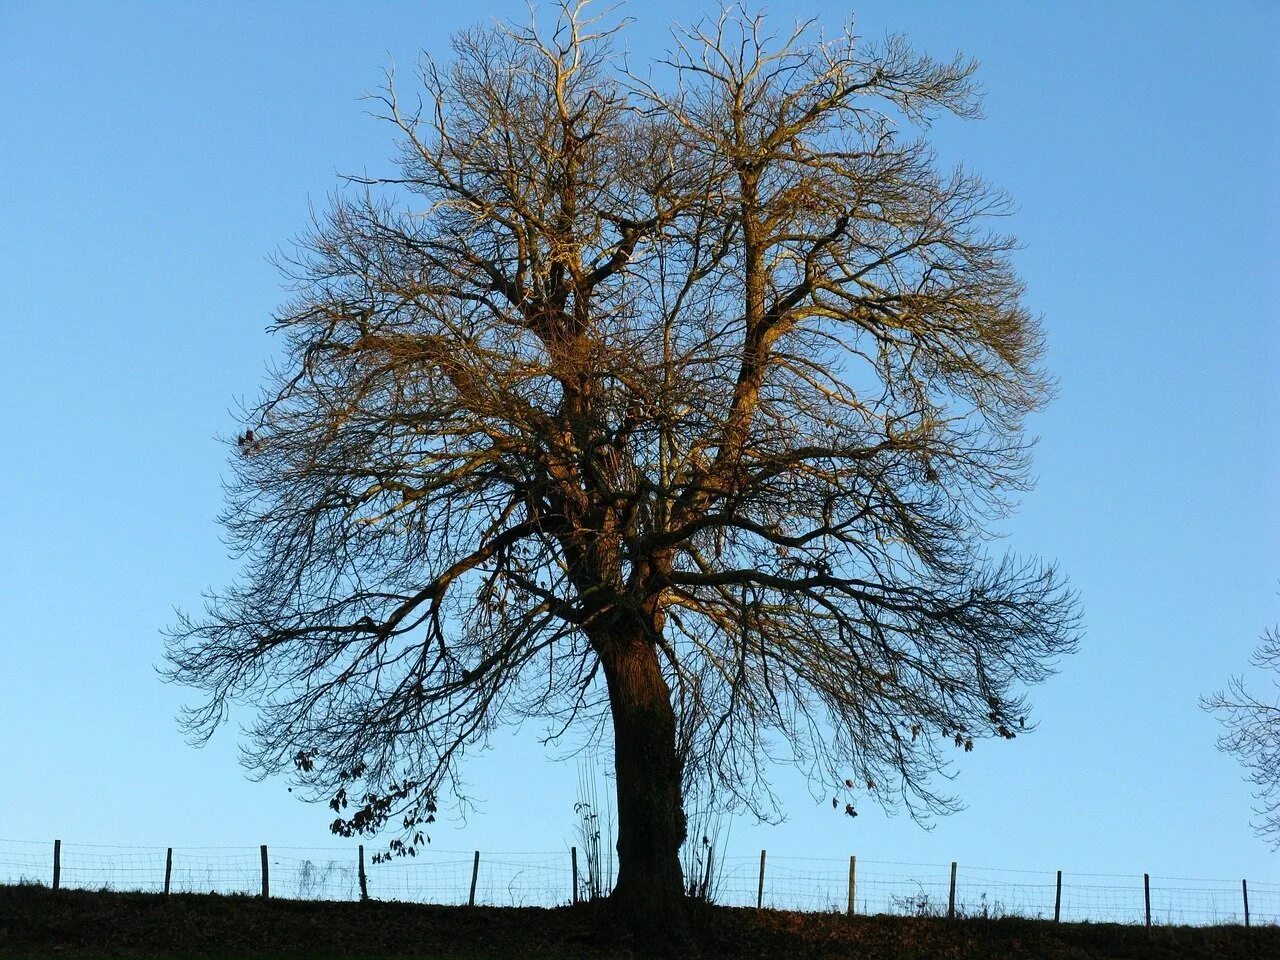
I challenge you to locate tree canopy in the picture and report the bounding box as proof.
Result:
[1206,624,1280,847]
[166,1,1079,932]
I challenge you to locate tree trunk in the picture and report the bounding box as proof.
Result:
[597,618,690,948]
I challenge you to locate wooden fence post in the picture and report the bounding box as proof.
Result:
[358,845,369,902]
[164,848,173,896]
[260,845,269,899]
[1242,879,1250,927]
[52,839,61,891]
[846,856,857,916]
[948,861,957,919]
[571,846,579,904]
[1053,869,1062,922]
[701,845,715,900]
[1143,873,1151,928]
[469,850,480,907]
[756,849,767,909]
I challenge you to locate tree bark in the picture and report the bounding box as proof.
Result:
[597,616,690,948]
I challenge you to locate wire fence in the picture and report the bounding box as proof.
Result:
[2,837,1275,927]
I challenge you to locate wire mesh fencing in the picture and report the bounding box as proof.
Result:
[371,851,571,907]
[1,837,1274,927]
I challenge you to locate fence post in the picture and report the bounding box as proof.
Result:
[701,845,715,900]
[846,856,857,916]
[756,849,767,909]
[164,847,173,896]
[52,839,61,891]
[948,861,957,919]
[358,845,369,902]
[571,846,579,904]
[1053,869,1061,923]
[260,845,270,899]
[1242,879,1250,927]
[1143,873,1151,928]
[469,850,480,907]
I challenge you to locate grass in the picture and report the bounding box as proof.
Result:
[1,882,1275,959]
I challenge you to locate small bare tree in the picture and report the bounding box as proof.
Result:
[165,2,1078,937]
[1205,624,1280,846]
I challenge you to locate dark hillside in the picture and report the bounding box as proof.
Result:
[1,884,1274,959]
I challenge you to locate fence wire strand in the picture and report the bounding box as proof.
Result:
[1,838,1273,926]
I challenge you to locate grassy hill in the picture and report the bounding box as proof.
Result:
[1,883,1274,959]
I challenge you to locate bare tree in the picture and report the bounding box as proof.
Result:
[165,2,1078,936]
[1205,625,1280,847]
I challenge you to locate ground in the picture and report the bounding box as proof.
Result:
[1,884,1274,959]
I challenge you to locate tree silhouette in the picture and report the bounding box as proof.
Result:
[1205,624,1280,847]
[165,2,1078,937]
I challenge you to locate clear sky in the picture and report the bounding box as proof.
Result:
[1,0,1277,888]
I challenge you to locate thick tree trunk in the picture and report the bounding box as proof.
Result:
[597,618,689,948]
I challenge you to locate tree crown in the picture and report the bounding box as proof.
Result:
[166,1,1078,846]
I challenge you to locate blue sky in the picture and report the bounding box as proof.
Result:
[1,0,1276,887]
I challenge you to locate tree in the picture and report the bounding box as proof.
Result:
[165,2,1078,938]
[1205,624,1280,846]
